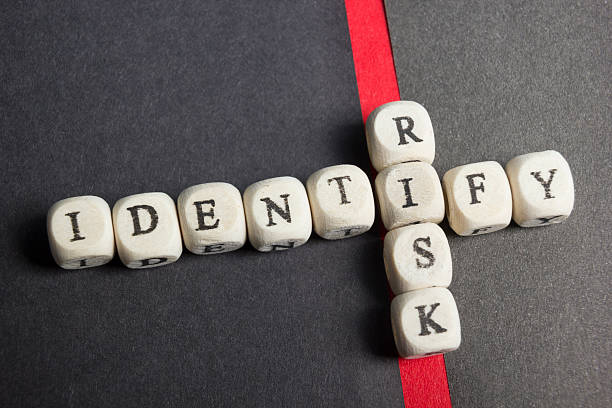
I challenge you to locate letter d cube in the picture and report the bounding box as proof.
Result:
[391,287,461,359]
[113,192,182,268]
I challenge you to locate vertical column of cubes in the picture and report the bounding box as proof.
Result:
[366,101,461,359]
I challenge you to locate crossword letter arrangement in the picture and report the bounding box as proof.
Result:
[47,101,575,359]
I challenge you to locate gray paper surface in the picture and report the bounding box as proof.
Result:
[0,1,404,407]
[385,0,611,406]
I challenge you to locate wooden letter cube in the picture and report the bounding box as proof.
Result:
[243,176,312,252]
[384,223,452,294]
[306,164,375,240]
[47,195,115,269]
[366,101,435,171]
[375,162,445,230]
[505,150,574,227]
[112,192,183,268]
[177,182,246,255]
[442,161,512,236]
[391,287,461,359]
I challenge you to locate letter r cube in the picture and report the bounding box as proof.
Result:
[391,287,461,359]
[366,101,435,171]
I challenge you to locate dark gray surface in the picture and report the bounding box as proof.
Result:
[0,1,404,407]
[385,0,611,406]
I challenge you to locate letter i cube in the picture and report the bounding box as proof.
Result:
[375,162,445,230]
[112,192,183,268]
[47,195,115,269]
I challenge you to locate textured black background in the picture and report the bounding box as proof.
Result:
[0,1,405,407]
[385,0,611,406]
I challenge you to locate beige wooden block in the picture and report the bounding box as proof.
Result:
[505,150,574,227]
[177,182,246,255]
[47,195,115,269]
[375,162,445,230]
[112,192,182,268]
[391,287,461,359]
[243,176,312,252]
[384,223,452,294]
[306,164,375,240]
[366,101,435,171]
[442,161,512,236]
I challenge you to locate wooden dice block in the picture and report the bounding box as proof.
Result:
[375,162,445,230]
[177,182,246,255]
[47,195,115,269]
[112,192,182,268]
[505,150,574,227]
[243,176,312,252]
[384,223,452,294]
[306,164,375,239]
[366,101,435,171]
[391,287,461,359]
[442,161,512,236]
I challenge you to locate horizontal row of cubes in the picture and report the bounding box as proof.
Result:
[47,165,375,269]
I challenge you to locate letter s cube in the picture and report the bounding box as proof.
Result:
[384,223,452,294]
[47,195,115,269]
[391,287,461,359]
[112,192,182,268]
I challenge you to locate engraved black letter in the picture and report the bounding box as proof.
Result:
[538,215,564,225]
[398,178,418,208]
[260,194,291,226]
[466,173,486,204]
[530,169,557,199]
[65,211,86,242]
[392,116,423,145]
[126,205,158,236]
[139,257,168,267]
[415,303,447,336]
[471,226,492,235]
[413,237,435,268]
[271,241,296,251]
[193,200,220,231]
[203,244,225,253]
[327,176,352,205]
